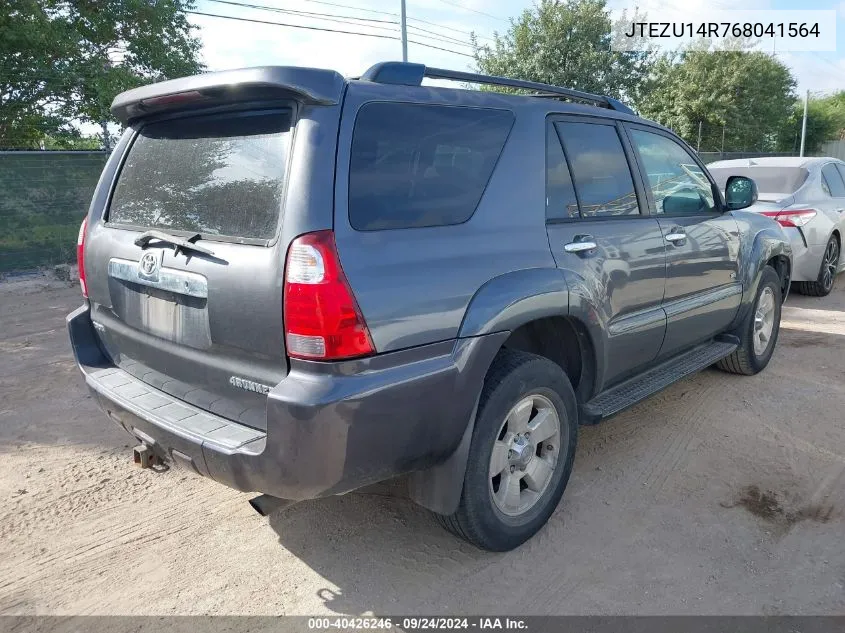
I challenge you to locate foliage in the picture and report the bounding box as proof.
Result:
[1,0,203,149]
[637,40,797,153]
[775,92,845,154]
[472,0,656,103]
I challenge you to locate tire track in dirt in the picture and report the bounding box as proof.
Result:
[635,379,718,493]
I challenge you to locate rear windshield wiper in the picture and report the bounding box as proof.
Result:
[134,230,215,258]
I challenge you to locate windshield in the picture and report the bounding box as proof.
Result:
[707,166,809,197]
[108,110,292,241]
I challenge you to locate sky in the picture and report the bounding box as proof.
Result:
[186,0,845,97]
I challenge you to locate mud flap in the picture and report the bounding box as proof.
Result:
[407,397,479,516]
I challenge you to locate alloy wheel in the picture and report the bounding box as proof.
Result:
[821,239,839,293]
[753,286,776,357]
[489,394,560,517]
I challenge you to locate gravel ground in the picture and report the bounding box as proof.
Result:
[0,276,843,615]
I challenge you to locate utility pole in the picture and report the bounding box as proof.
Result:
[400,0,408,62]
[721,124,726,156]
[800,89,809,157]
[101,121,111,152]
[696,120,702,152]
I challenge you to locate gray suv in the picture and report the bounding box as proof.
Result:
[68,62,792,551]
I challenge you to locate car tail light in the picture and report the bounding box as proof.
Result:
[77,217,88,298]
[760,209,817,228]
[283,230,374,360]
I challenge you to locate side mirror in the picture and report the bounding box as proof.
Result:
[724,175,758,211]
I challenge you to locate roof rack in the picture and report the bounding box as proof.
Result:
[359,62,636,116]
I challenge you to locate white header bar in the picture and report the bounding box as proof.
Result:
[611,10,836,52]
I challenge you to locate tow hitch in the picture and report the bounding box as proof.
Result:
[133,444,161,469]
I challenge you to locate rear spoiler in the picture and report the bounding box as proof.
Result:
[111,66,346,125]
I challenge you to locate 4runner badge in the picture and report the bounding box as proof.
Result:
[229,376,272,395]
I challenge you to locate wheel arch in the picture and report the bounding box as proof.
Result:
[730,225,792,331]
[409,269,600,515]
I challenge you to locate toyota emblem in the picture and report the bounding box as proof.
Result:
[138,251,160,278]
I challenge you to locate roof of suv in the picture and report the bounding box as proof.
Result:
[111,61,658,129]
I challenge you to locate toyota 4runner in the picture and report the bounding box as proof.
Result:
[68,62,792,551]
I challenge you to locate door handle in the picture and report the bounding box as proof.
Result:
[564,236,598,253]
[665,231,687,244]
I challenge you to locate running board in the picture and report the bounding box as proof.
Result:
[580,339,738,424]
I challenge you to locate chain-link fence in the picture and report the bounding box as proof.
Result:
[0,150,108,273]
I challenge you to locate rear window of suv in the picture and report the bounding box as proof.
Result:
[108,110,291,241]
[348,103,514,231]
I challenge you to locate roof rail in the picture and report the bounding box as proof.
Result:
[359,61,636,116]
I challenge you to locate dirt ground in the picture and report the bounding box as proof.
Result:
[0,272,843,616]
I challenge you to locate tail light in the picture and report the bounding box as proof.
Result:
[140,90,207,108]
[760,209,817,228]
[283,230,374,360]
[77,217,88,298]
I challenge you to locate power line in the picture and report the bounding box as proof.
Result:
[434,0,507,23]
[206,0,396,26]
[203,0,474,48]
[206,0,402,36]
[301,0,396,18]
[807,52,845,80]
[188,9,397,39]
[409,15,493,43]
[406,23,476,48]
[186,9,474,57]
[297,0,494,43]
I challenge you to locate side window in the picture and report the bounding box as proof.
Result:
[348,103,514,231]
[629,128,716,215]
[555,122,639,217]
[836,164,845,191]
[822,164,845,197]
[821,174,831,196]
[545,124,578,220]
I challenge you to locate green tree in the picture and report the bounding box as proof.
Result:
[776,92,845,154]
[638,41,796,153]
[473,0,655,103]
[1,0,203,149]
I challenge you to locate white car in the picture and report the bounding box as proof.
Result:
[708,157,845,296]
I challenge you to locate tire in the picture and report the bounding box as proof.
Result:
[795,234,840,297]
[435,349,578,551]
[717,265,782,376]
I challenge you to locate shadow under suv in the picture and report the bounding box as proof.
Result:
[68,61,792,551]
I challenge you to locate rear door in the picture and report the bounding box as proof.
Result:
[624,124,741,359]
[832,164,845,247]
[821,162,845,233]
[545,116,667,388]
[83,108,296,430]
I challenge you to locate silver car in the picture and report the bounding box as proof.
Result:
[708,157,845,296]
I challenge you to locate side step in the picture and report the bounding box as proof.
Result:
[580,339,737,424]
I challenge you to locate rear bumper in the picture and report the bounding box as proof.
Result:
[68,304,504,500]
